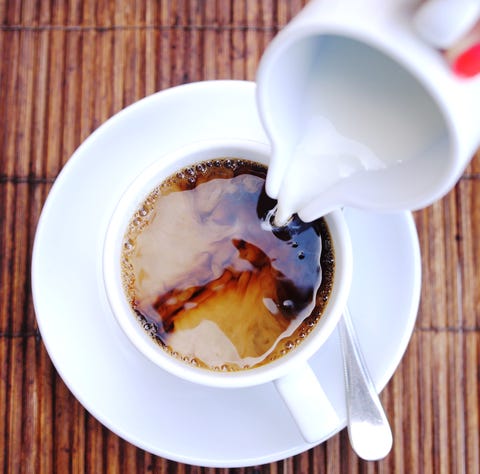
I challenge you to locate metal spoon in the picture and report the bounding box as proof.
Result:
[338,306,393,460]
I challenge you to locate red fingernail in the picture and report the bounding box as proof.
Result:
[452,43,480,78]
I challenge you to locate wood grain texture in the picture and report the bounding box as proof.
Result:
[1,1,478,472]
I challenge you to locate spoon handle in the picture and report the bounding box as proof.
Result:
[338,306,393,460]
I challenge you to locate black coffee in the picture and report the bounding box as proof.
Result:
[121,158,334,371]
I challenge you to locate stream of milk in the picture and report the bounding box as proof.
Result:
[273,115,385,226]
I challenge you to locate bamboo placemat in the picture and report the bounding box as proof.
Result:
[1,1,478,472]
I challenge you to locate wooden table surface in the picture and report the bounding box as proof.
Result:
[1,1,478,472]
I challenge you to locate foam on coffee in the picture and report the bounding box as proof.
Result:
[121,158,334,371]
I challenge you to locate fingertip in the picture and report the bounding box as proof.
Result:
[451,43,480,77]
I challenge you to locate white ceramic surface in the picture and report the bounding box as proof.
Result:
[413,0,480,48]
[32,81,421,468]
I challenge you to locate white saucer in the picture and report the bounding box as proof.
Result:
[32,81,421,468]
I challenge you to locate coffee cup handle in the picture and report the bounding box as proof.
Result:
[274,363,340,443]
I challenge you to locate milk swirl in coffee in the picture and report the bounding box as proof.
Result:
[121,158,334,371]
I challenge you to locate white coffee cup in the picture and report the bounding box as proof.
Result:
[102,138,353,443]
[256,0,480,222]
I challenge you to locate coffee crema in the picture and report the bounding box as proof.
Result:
[121,158,335,371]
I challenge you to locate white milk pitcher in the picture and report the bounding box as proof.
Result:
[256,0,480,224]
